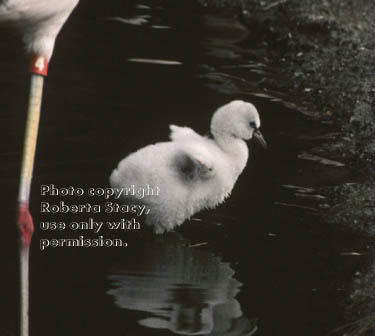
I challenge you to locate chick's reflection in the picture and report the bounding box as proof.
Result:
[107,236,257,335]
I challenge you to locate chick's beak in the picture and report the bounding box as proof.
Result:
[253,129,267,148]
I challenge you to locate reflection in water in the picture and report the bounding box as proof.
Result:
[201,14,248,61]
[107,236,257,335]
[198,13,291,108]
[127,58,182,65]
[198,14,263,96]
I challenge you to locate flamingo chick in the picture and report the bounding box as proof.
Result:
[0,1,79,335]
[110,100,266,234]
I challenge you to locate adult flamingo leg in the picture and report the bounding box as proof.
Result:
[0,2,80,335]
[17,64,45,336]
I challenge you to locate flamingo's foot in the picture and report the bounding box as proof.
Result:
[17,202,34,248]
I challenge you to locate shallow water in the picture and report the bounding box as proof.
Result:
[0,1,371,336]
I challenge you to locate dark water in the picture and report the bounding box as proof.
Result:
[0,1,370,336]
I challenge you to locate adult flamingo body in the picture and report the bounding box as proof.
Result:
[0,0,79,67]
[0,1,79,335]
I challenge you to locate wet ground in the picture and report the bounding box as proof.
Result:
[0,1,374,336]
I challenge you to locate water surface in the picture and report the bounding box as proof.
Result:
[0,2,369,336]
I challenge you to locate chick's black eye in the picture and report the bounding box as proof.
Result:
[250,121,257,129]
